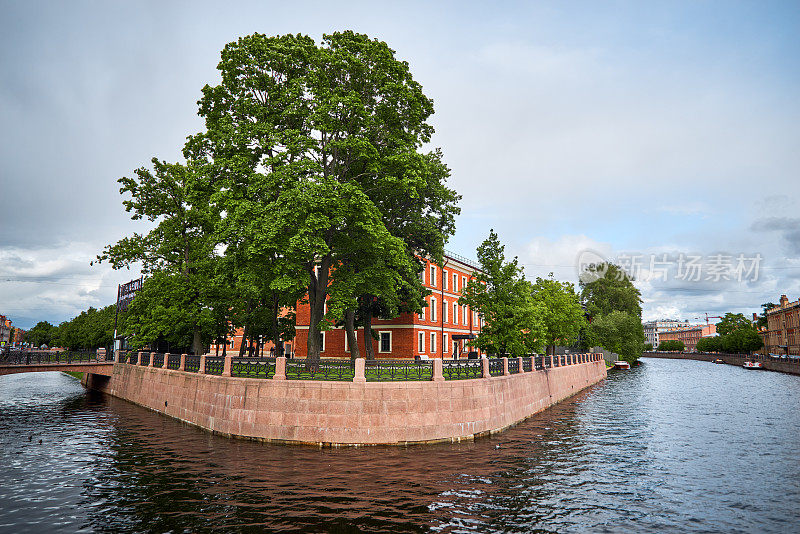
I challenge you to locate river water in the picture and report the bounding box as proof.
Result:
[1,358,799,533]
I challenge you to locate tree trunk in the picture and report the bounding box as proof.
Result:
[306,257,331,364]
[363,305,375,361]
[238,322,249,357]
[192,325,202,357]
[222,334,227,356]
[344,309,359,362]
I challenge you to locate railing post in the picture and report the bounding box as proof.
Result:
[502,357,509,376]
[481,357,490,378]
[162,352,170,369]
[222,354,232,377]
[353,357,366,383]
[432,358,444,381]
[517,357,524,373]
[273,356,286,380]
[149,353,157,367]
[199,353,206,374]
[531,355,537,370]
[179,353,186,371]
[135,352,142,365]
[114,350,120,363]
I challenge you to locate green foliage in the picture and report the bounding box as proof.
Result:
[658,339,685,352]
[579,263,644,362]
[756,302,776,329]
[530,274,586,353]
[26,321,55,347]
[644,343,653,351]
[459,230,545,356]
[580,263,642,318]
[715,313,752,336]
[52,305,118,350]
[591,311,647,361]
[697,321,763,354]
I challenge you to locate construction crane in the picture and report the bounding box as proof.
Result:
[694,313,724,326]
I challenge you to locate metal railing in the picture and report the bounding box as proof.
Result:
[204,356,224,375]
[139,352,150,366]
[507,358,520,374]
[184,355,201,373]
[488,358,504,377]
[151,353,164,368]
[167,353,181,370]
[442,359,483,380]
[365,359,433,381]
[522,357,532,372]
[285,359,354,381]
[0,351,110,365]
[117,350,128,363]
[232,357,276,379]
[535,355,545,370]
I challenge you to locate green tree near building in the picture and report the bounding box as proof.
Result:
[658,339,685,352]
[530,274,586,355]
[459,230,545,356]
[580,263,644,363]
[26,321,55,348]
[695,312,763,354]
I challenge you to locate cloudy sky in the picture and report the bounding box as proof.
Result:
[1,1,799,330]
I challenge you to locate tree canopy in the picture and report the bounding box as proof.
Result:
[530,274,586,355]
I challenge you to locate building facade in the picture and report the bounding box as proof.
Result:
[658,324,717,352]
[643,319,690,348]
[0,315,12,347]
[294,252,484,359]
[763,294,800,357]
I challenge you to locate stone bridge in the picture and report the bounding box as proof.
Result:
[0,351,114,376]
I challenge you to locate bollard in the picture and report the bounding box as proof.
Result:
[502,357,509,376]
[163,352,170,369]
[199,353,206,374]
[517,357,525,373]
[222,354,232,377]
[136,352,143,365]
[149,352,157,367]
[481,357,490,379]
[531,355,537,371]
[432,358,444,382]
[353,357,366,383]
[179,353,186,371]
[273,356,286,380]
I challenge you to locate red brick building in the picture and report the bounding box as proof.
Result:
[763,294,800,357]
[294,252,484,359]
[658,324,717,352]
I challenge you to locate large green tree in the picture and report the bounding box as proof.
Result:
[97,159,219,355]
[192,31,458,362]
[26,321,55,348]
[530,274,586,355]
[715,312,752,336]
[459,231,545,356]
[580,263,644,363]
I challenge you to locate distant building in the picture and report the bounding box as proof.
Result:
[643,319,690,348]
[0,315,12,347]
[658,324,717,352]
[763,294,799,357]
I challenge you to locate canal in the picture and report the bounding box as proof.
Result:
[1,358,799,533]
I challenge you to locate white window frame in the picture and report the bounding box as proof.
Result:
[431,297,437,322]
[418,331,425,353]
[462,276,467,291]
[443,333,448,356]
[430,265,436,287]
[319,331,325,352]
[443,270,448,290]
[443,300,448,323]
[419,306,425,321]
[463,305,468,325]
[379,331,392,353]
[453,302,458,324]
[430,332,437,354]
[453,272,458,291]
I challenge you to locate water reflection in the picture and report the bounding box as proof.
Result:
[2,360,799,533]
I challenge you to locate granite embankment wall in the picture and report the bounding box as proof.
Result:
[644,352,800,376]
[85,356,606,446]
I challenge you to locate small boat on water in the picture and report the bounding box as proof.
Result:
[613,361,630,369]
[743,361,764,369]
[713,358,724,364]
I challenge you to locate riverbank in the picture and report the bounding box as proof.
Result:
[644,351,800,376]
[83,355,606,446]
